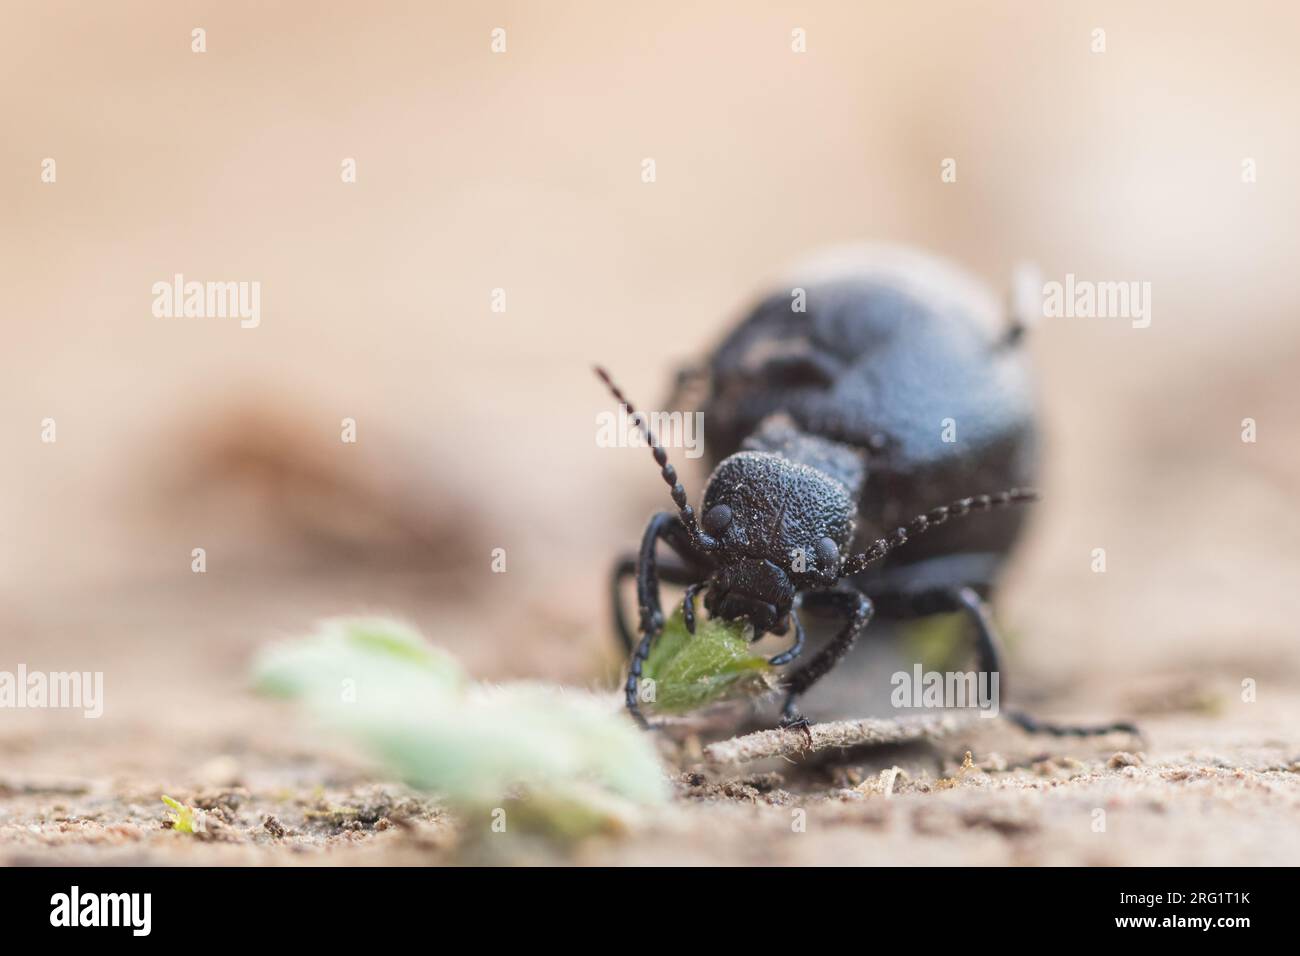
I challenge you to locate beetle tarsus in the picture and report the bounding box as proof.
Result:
[625,628,656,728]
[952,586,1140,740]
[767,608,806,666]
[1006,710,1140,739]
[682,582,705,635]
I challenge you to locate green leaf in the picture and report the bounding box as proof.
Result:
[252,617,464,700]
[161,795,199,833]
[640,606,773,714]
[251,618,669,836]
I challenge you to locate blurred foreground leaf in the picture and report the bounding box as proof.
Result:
[253,618,668,837]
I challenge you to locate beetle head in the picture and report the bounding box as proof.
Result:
[699,451,855,635]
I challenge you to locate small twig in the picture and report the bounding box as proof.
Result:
[703,713,977,766]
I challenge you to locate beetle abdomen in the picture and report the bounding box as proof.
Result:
[703,245,1038,585]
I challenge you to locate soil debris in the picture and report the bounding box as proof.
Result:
[703,713,973,765]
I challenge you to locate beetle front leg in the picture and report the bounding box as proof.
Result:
[611,552,702,654]
[635,512,702,637]
[625,633,658,729]
[767,604,806,666]
[625,512,708,727]
[681,581,706,634]
[778,588,874,726]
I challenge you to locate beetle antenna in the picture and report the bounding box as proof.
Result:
[594,366,704,542]
[840,488,1038,576]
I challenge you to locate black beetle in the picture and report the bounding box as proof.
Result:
[602,246,1135,736]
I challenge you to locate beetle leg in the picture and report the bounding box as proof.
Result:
[625,632,659,729]
[681,582,706,635]
[778,588,874,725]
[950,586,1140,738]
[1003,710,1140,738]
[635,512,704,637]
[767,605,806,666]
[625,512,709,727]
[611,552,700,654]
[952,586,1005,689]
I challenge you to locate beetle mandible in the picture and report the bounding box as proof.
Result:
[601,245,1135,736]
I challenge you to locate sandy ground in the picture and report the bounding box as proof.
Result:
[1,537,1297,866]
[3,2,1299,865]
[4,682,1299,866]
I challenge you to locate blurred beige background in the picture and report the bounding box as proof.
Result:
[2,1,1298,784]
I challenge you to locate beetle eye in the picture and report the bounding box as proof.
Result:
[702,504,733,536]
[815,537,840,570]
